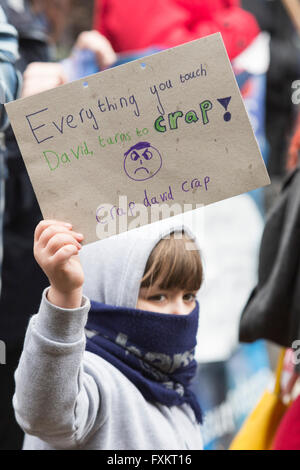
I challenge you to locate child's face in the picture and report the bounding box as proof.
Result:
[136,282,197,315]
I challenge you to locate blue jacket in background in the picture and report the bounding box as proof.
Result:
[0,5,20,131]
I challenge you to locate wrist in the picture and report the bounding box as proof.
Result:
[35,288,90,343]
[47,285,83,309]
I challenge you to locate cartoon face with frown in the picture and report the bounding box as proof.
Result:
[124,142,162,181]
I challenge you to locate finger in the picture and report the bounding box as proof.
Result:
[50,244,79,267]
[39,226,83,249]
[45,232,82,256]
[34,220,72,243]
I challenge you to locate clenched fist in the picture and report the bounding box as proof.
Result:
[34,220,85,308]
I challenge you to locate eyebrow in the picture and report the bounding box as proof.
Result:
[124,142,151,156]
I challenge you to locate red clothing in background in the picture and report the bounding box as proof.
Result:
[93,0,260,60]
[273,395,300,450]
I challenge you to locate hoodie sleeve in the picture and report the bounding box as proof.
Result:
[13,288,105,449]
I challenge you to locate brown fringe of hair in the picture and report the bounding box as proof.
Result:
[140,231,203,292]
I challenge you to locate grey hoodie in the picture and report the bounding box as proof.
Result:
[81,222,199,308]
[13,222,203,450]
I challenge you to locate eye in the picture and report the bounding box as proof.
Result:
[142,149,153,160]
[148,294,166,302]
[130,151,140,161]
[183,293,196,302]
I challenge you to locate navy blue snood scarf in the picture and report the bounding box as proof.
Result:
[85,300,202,424]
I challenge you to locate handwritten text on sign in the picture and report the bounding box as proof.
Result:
[6,33,270,244]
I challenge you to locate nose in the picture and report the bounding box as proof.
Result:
[168,296,189,316]
[140,159,143,165]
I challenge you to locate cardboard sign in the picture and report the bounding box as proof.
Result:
[6,33,270,244]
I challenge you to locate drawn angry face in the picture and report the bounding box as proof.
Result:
[124,142,162,181]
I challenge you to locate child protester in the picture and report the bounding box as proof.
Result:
[13,219,204,450]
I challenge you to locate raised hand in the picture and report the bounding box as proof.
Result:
[34,220,84,308]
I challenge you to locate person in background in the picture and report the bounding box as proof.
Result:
[272,118,300,449]
[0,3,20,293]
[93,0,259,61]
[21,0,261,93]
[0,0,69,451]
[239,121,300,449]
[242,0,300,205]
[0,0,20,450]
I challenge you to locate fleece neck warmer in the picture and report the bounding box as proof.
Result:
[85,300,202,423]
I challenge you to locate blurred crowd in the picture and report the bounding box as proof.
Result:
[0,0,299,451]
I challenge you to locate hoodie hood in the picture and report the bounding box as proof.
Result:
[80,221,200,308]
